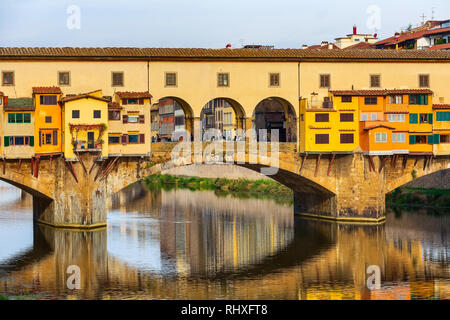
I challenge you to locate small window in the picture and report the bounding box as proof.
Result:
[340,133,354,144]
[40,95,57,105]
[24,113,31,123]
[45,116,52,123]
[315,134,329,144]
[218,73,229,87]
[440,134,450,144]
[108,136,120,144]
[388,95,403,104]
[360,113,368,121]
[93,110,101,119]
[72,110,80,118]
[108,110,121,120]
[340,113,354,122]
[269,73,280,87]
[15,136,24,145]
[370,75,381,88]
[2,71,14,86]
[365,97,378,105]
[165,73,177,86]
[58,71,70,86]
[419,113,429,123]
[374,132,387,143]
[342,96,352,103]
[315,113,329,122]
[128,134,139,144]
[128,115,139,123]
[371,113,377,121]
[16,113,23,123]
[419,74,429,88]
[8,113,15,123]
[409,94,428,105]
[112,72,124,87]
[415,135,427,144]
[127,98,138,104]
[392,132,406,143]
[320,74,330,88]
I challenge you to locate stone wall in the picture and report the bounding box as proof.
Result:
[405,169,450,189]
[162,163,271,180]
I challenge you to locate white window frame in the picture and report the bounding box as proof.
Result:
[392,132,405,143]
[360,113,368,121]
[371,113,377,121]
[374,132,387,143]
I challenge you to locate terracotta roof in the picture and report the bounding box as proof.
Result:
[116,91,152,98]
[344,42,376,50]
[428,43,450,50]
[330,89,433,96]
[0,47,449,61]
[433,104,450,109]
[376,27,450,47]
[307,43,340,50]
[363,124,396,131]
[32,86,62,94]
[60,93,110,103]
[108,102,122,109]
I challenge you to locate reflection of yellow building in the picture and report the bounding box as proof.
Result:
[60,90,109,160]
[33,86,62,155]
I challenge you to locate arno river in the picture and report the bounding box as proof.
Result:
[0,181,448,300]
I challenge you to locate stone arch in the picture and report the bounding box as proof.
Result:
[0,177,52,200]
[199,97,246,141]
[252,97,298,143]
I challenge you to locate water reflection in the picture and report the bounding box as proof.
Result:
[0,181,449,299]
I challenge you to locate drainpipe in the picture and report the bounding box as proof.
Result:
[147,59,150,92]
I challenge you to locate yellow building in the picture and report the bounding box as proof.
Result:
[33,86,62,156]
[2,96,35,159]
[60,90,109,160]
[299,93,359,154]
[107,91,151,156]
[433,104,450,155]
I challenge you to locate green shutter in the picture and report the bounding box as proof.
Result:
[409,95,413,104]
[24,113,31,123]
[427,135,434,144]
[434,134,440,145]
[424,95,428,105]
[409,135,416,144]
[8,113,15,123]
[409,113,418,124]
[436,112,443,121]
[429,113,433,124]
[4,136,9,147]
[29,136,34,147]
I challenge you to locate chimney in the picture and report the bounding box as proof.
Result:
[301,44,308,49]
[225,43,232,49]
[321,41,328,47]
[353,25,357,35]
[328,43,333,49]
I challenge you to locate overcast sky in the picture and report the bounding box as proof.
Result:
[1,0,449,48]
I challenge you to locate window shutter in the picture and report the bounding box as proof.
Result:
[429,113,433,124]
[122,98,127,105]
[433,134,440,145]
[123,115,128,124]
[108,110,113,120]
[39,131,42,146]
[4,136,9,147]
[409,135,415,145]
[53,130,58,146]
[427,135,433,145]
[139,134,145,143]
[424,95,429,105]
[409,113,418,124]
[139,114,145,123]
[139,98,144,105]
[121,134,128,145]
[29,136,34,147]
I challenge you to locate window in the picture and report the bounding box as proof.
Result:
[165,73,177,86]
[269,73,280,87]
[340,133,354,144]
[24,113,31,123]
[58,71,70,86]
[409,113,418,124]
[315,134,329,144]
[14,136,25,145]
[387,114,405,122]
[371,113,377,121]
[419,113,429,123]
[40,95,57,105]
[128,115,139,123]
[392,132,406,143]
[370,75,381,88]
[93,110,101,119]
[340,113,354,122]
[112,72,124,86]
[3,136,33,147]
[409,94,428,105]
[374,132,387,143]
[218,73,229,87]
[436,112,450,121]
[419,74,430,88]
[224,112,232,125]
[342,96,352,103]
[315,113,329,122]
[72,110,80,118]
[108,135,120,144]
[108,110,121,120]
[45,116,52,123]
[8,113,15,123]
[415,135,427,144]
[365,97,378,105]
[388,95,403,104]
[360,113,368,121]
[15,113,23,123]
[2,71,14,86]
[128,134,139,144]
[440,134,450,144]
[320,74,330,88]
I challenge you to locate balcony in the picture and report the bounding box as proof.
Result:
[385,104,409,113]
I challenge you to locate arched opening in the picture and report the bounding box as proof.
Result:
[200,98,246,141]
[151,97,194,142]
[253,97,297,143]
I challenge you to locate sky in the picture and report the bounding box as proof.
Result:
[0,0,449,48]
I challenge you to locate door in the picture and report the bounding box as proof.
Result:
[87,132,95,149]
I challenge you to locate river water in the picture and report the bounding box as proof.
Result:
[0,181,448,300]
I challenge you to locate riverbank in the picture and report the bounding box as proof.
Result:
[143,174,293,204]
[387,187,450,211]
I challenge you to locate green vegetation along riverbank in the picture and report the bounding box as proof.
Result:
[144,174,293,204]
[387,187,450,212]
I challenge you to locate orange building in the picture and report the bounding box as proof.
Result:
[33,86,63,155]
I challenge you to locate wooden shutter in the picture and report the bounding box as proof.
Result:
[108,110,113,120]
[409,135,415,145]
[139,98,144,105]
[29,136,34,147]
[4,136,9,147]
[139,114,145,123]
[121,134,128,145]
[429,113,433,124]
[39,131,42,146]
[53,130,58,145]
[122,98,127,105]
[139,134,145,144]
[123,115,128,124]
